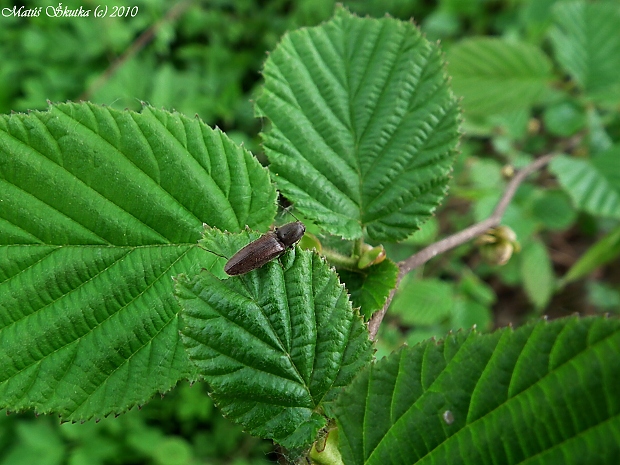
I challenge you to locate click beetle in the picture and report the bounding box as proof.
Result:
[224,221,305,276]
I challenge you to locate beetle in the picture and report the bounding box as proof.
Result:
[224,221,306,276]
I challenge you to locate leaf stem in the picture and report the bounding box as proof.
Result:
[322,248,359,269]
[353,237,364,257]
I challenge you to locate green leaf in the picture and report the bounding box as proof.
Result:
[451,298,492,332]
[531,188,578,231]
[0,102,277,421]
[256,8,460,241]
[2,421,65,465]
[390,277,454,326]
[338,259,400,320]
[592,146,620,193]
[562,223,620,286]
[177,233,373,450]
[587,107,613,154]
[447,38,552,116]
[405,326,445,347]
[402,217,439,246]
[521,0,561,41]
[549,1,620,103]
[550,154,620,219]
[331,316,620,465]
[450,298,493,331]
[542,101,586,137]
[520,239,555,310]
[487,108,531,139]
[587,282,620,312]
[458,272,496,307]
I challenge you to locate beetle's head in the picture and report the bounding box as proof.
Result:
[275,221,305,248]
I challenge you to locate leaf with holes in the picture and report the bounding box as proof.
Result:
[177,230,373,449]
[256,7,460,241]
[0,102,277,420]
[330,316,620,465]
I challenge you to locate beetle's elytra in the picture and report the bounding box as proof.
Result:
[224,221,305,276]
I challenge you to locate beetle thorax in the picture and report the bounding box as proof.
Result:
[275,221,305,247]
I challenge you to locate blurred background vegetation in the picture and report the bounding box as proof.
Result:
[2,0,619,463]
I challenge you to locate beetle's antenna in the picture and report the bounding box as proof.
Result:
[282,205,300,222]
[276,193,301,223]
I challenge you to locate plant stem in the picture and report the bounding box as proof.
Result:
[353,237,364,256]
[367,153,558,340]
[322,248,359,269]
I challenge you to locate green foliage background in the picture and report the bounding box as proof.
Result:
[1,0,619,463]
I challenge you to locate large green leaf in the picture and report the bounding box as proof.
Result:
[177,230,373,450]
[0,102,277,420]
[331,316,620,465]
[256,7,460,241]
[550,153,620,219]
[549,1,620,104]
[447,38,552,116]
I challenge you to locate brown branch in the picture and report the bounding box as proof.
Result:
[368,153,557,340]
[79,1,191,101]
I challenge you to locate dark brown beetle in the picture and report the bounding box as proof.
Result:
[224,221,305,276]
